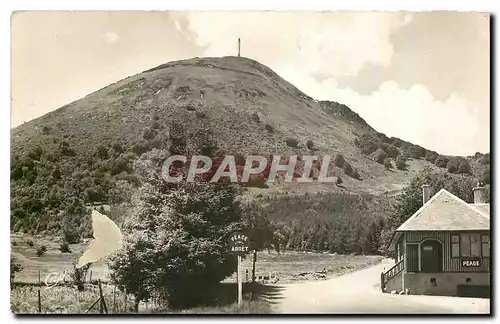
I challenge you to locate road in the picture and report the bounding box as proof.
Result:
[270,258,490,314]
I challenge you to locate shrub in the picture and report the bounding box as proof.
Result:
[96,145,109,159]
[361,142,378,156]
[373,148,387,164]
[385,145,400,158]
[264,124,274,133]
[376,132,390,143]
[333,154,345,168]
[70,263,90,291]
[142,128,156,140]
[185,104,196,111]
[111,142,124,154]
[60,141,76,156]
[425,151,438,163]
[132,141,151,156]
[343,162,360,179]
[355,134,379,156]
[26,239,34,247]
[36,246,46,257]
[59,241,71,253]
[384,158,392,170]
[306,140,314,150]
[41,125,51,135]
[285,137,299,148]
[195,111,206,119]
[251,113,260,123]
[405,145,426,159]
[151,120,160,129]
[12,241,17,246]
[395,155,406,170]
[433,156,448,168]
[10,257,22,283]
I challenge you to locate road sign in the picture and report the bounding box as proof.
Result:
[229,233,249,306]
[230,233,249,255]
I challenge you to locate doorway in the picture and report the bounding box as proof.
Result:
[420,239,443,272]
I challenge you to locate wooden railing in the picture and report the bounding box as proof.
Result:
[381,258,404,291]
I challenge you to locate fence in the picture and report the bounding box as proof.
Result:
[17,269,152,314]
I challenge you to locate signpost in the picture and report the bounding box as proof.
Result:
[230,233,249,306]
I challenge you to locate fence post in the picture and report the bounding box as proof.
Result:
[89,271,93,283]
[112,286,116,314]
[37,289,42,313]
[380,272,385,292]
[98,280,108,314]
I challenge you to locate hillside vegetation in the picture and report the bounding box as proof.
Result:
[10,56,489,237]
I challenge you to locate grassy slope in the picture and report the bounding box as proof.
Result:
[11,56,453,196]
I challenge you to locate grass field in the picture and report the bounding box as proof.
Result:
[226,251,383,284]
[11,233,383,314]
[11,234,383,285]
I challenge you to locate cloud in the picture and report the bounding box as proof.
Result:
[175,11,488,155]
[176,12,409,77]
[102,31,119,44]
[278,66,482,155]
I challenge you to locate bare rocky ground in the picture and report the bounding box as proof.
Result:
[270,258,490,314]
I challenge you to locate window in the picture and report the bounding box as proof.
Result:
[471,234,481,257]
[461,234,471,256]
[451,234,460,257]
[482,235,490,257]
[456,233,484,258]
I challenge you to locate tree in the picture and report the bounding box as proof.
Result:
[241,201,273,283]
[108,149,245,309]
[434,156,449,168]
[482,167,491,185]
[445,157,471,175]
[10,257,23,284]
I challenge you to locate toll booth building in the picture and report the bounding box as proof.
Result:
[382,184,490,298]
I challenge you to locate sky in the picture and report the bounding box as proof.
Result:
[11,11,490,155]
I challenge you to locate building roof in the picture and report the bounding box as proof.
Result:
[469,203,490,216]
[396,189,490,232]
[389,189,490,250]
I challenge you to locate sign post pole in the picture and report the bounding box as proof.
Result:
[229,233,249,307]
[237,254,242,306]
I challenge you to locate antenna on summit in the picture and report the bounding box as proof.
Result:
[238,38,241,57]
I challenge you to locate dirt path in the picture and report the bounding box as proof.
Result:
[268,258,490,314]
